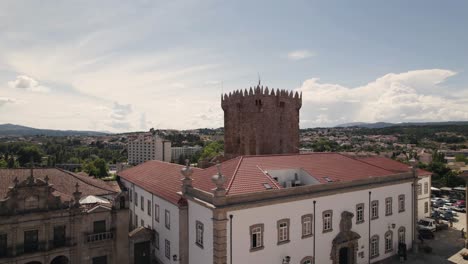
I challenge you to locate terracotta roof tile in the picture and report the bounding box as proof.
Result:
[0,168,119,202]
[119,153,415,205]
[356,156,432,176]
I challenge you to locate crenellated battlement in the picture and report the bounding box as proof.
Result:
[221,83,301,157]
[221,85,301,101]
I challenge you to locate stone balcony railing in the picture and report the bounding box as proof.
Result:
[86,230,114,243]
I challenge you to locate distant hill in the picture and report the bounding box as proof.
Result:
[0,124,109,137]
[335,121,468,129]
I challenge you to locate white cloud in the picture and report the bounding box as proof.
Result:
[287,50,314,61]
[298,69,468,127]
[0,97,16,107]
[7,75,50,93]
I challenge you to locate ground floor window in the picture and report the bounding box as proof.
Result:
[398,226,405,244]
[165,239,171,259]
[92,256,107,264]
[424,202,429,213]
[385,231,393,253]
[370,235,379,258]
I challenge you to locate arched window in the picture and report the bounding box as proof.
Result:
[370,235,379,259]
[385,230,393,253]
[398,227,406,244]
[300,256,313,264]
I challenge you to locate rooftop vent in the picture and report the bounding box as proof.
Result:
[323,177,333,183]
[263,183,272,190]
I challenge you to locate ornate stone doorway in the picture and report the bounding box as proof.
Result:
[331,211,361,264]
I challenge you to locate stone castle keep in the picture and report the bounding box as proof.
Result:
[222,84,302,158]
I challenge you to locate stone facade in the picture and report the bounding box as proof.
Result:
[222,85,302,158]
[0,169,129,264]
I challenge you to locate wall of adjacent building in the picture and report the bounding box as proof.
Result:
[187,200,214,264]
[417,175,432,219]
[122,179,180,264]
[225,182,413,264]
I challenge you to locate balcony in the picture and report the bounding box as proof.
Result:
[15,241,47,255]
[86,231,114,243]
[0,239,73,259]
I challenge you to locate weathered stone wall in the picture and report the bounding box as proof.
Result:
[222,85,302,158]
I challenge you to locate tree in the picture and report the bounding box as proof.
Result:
[455,154,467,163]
[0,159,7,168]
[17,146,43,166]
[93,158,108,177]
[199,141,224,161]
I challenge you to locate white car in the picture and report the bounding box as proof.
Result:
[418,218,437,232]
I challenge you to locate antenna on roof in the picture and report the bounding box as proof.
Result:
[257,72,261,86]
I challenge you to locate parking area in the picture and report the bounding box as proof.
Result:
[388,212,466,263]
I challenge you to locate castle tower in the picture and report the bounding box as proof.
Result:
[221,84,302,158]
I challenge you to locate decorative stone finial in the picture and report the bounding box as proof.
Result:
[44,175,49,184]
[13,177,19,186]
[211,163,226,191]
[181,159,193,179]
[181,160,193,194]
[73,182,82,206]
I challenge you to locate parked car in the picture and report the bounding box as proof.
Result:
[436,222,449,231]
[432,199,445,208]
[418,218,437,232]
[419,229,435,239]
[453,200,466,212]
[438,206,458,216]
[440,211,454,221]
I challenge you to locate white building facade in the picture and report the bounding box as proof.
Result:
[119,153,427,264]
[171,146,203,162]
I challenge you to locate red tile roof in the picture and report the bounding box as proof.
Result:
[356,156,432,176]
[0,168,119,202]
[119,153,415,205]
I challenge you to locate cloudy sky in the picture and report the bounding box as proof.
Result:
[1,0,467,132]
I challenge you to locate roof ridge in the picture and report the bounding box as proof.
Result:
[256,165,282,189]
[239,152,340,159]
[225,156,243,195]
[57,168,117,194]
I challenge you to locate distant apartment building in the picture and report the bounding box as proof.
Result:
[171,146,203,162]
[0,168,129,264]
[127,132,171,165]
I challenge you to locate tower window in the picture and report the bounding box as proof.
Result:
[280,101,285,107]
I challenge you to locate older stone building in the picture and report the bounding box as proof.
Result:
[222,85,302,158]
[0,168,129,264]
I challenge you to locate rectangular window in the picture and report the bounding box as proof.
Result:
[129,189,132,202]
[323,210,333,232]
[141,219,144,227]
[398,195,405,212]
[155,231,160,249]
[250,224,264,250]
[277,219,290,244]
[356,203,364,224]
[165,239,171,259]
[417,184,422,195]
[371,200,379,219]
[0,234,7,257]
[24,230,38,253]
[155,204,160,222]
[147,200,151,216]
[370,235,379,258]
[424,182,428,194]
[141,196,144,211]
[424,202,429,213]
[385,231,393,252]
[385,197,393,216]
[135,215,139,227]
[135,192,138,206]
[93,220,106,233]
[196,221,204,248]
[165,210,170,229]
[301,214,313,238]
[53,225,66,247]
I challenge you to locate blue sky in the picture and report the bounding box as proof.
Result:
[1,0,467,131]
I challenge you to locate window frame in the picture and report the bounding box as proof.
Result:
[417,183,422,195]
[398,226,405,244]
[356,203,365,224]
[385,197,393,216]
[277,218,290,245]
[147,200,151,216]
[249,223,264,251]
[195,220,204,248]
[301,214,313,238]
[370,235,379,259]
[155,204,160,222]
[165,239,170,259]
[398,194,405,212]
[300,256,314,264]
[135,192,138,206]
[322,210,333,233]
[385,230,393,253]
[371,200,379,220]
[141,196,144,211]
[155,231,160,249]
[424,182,428,194]
[424,201,429,213]
[165,210,171,230]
